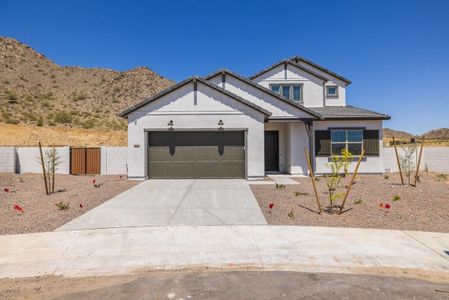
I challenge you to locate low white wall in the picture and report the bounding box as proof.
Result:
[101,147,127,175]
[16,147,70,174]
[0,147,16,173]
[383,146,449,174]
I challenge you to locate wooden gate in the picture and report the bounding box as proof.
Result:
[70,147,101,175]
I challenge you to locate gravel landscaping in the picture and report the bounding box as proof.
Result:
[0,173,139,235]
[251,173,449,232]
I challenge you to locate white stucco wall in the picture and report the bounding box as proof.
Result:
[16,146,70,174]
[0,147,16,173]
[287,122,310,175]
[208,74,314,119]
[313,120,384,174]
[252,64,326,107]
[101,147,128,175]
[295,60,347,106]
[126,81,266,179]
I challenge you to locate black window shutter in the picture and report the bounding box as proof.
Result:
[363,130,380,156]
[315,130,331,156]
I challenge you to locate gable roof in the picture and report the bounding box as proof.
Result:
[309,105,390,120]
[118,76,272,118]
[290,55,352,85]
[205,69,322,119]
[249,59,329,82]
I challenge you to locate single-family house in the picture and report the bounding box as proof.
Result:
[119,56,390,179]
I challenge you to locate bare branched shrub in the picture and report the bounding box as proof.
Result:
[399,144,416,185]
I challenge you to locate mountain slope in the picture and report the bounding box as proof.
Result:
[0,37,174,130]
[423,128,449,139]
[383,128,414,139]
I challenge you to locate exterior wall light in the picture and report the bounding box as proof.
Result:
[218,120,224,131]
[168,120,174,131]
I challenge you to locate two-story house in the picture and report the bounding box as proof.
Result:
[120,56,390,179]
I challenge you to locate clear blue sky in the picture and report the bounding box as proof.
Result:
[1,0,448,134]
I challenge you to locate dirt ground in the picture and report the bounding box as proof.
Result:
[251,172,449,232]
[0,123,127,146]
[0,173,138,234]
[1,271,448,300]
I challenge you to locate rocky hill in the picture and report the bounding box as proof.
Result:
[0,37,173,131]
[423,128,449,139]
[383,128,414,139]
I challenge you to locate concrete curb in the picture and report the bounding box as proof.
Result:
[0,226,448,280]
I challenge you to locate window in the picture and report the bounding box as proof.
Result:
[326,86,338,97]
[270,84,302,102]
[331,129,363,155]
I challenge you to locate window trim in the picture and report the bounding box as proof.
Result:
[269,83,303,102]
[326,85,339,98]
[330,129,363,156]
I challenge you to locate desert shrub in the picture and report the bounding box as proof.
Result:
[392,195,401,201]
[50,74,56,79]
[18,75,29,82]
[53,111,73,124]
[56,202,70,210]
[2,80,10,84]
[5,119,20,124]
[72,91,87,101]
[81,119,96,129]
[6,93,18,103]
[436,173,447,181]
[37,118,44,126]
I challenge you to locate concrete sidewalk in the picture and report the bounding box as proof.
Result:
[0,226,448,279]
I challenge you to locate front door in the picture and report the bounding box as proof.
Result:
[264,131,279,172]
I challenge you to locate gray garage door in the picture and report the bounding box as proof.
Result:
[148,131,245,179]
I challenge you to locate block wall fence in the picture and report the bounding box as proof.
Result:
[0,146,448,175]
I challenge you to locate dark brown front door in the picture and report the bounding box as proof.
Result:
[148,131,245,179]
[264,131,279,172]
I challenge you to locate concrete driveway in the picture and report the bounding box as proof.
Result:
[57,179,267,230]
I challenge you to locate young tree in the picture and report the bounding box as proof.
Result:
[399,144,416,186]
[38,146,61,194]
[324,149,353,212]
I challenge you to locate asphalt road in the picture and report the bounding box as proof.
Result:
[3,271,448,300]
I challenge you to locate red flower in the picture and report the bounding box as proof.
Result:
[385,203,391,209]
[79,203,83,208]
[4,188,9,192]
[379,203,384,208]
[92,179,96,184]
[13,204,24,212]
[269,203,274,209]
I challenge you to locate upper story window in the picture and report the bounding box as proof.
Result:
[326,86,339,97]
[270,84,302,102]
[331,129,363,155]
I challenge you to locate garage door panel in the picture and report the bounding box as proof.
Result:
[172,162,198,178]
[148,162,173,178]
[148,131,245,179]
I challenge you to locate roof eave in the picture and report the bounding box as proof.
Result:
[119,76,272,118]
[205,69,323,120]
[290,55,352,85]
[320,116,391,121]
